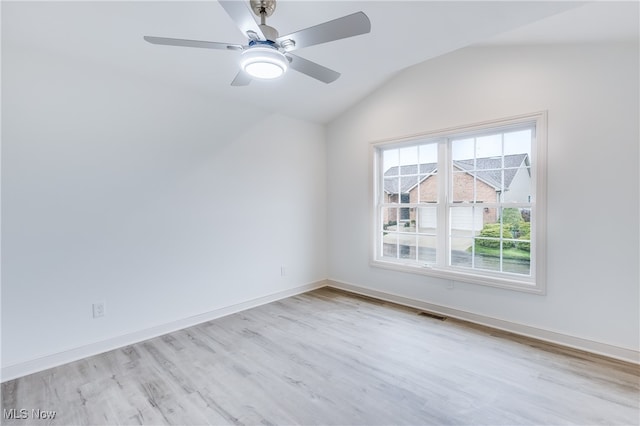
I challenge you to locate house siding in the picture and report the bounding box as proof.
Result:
[504,166,531,203]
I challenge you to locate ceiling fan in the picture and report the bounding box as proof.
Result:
[144,0,371,86]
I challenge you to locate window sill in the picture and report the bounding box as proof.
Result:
[370,259,545,294]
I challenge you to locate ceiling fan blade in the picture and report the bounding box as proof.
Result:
[218,0,265,41]
[287,54,340,84]
[276,11,370,52]
[144,36,243,51]
[231,71,252,86]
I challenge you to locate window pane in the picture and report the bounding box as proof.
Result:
[476,134,502,159]
[452,138,474,162]
[399,234,415,260]
[417,207,436,234]
[501,207,524,230]
[400,146,418,168]
[383,149,399,175]
[450,237,473,268]
[452,171,474,203]
[482,206,499,228]
[503,256,531,275]
[400,175,419,198]
[475,207,500,259]
[418,235,436,264]
[504,129,532,157]
[418,143,438,164]
[418,172,438,203]
[399,203,411,222]
[407,208,417,229]
[475,169,502,202]
[383,178,399,202]
[382,232,398,260]
[450,206,483,237]
[473,250,501,273]
[504,129,532,203]
[382,207,398,229]
[503,166,531,203]
[503,208,531,275]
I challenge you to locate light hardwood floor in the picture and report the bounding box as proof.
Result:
[2,288,639,425]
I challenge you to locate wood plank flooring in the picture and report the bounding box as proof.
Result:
[2,287,639,425]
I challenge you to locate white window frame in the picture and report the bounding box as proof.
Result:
[370,112,547,294]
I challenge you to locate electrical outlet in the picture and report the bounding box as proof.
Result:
[93,302,105,318]
[446,281,454,290]
[281,266,287,277]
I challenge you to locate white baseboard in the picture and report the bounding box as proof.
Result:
[327,279,640,365]
[1,280,327,383]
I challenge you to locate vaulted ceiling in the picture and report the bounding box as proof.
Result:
[3,1,638,124]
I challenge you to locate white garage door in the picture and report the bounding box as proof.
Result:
[450,206,483,232]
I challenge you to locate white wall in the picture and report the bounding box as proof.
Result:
[2,42,327,374]
[327,43,639,358]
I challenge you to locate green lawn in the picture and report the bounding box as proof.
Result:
[472,244,531,261]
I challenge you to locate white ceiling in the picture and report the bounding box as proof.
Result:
[3,1,638,124]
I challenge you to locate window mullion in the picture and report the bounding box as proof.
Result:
[437,140,449,268]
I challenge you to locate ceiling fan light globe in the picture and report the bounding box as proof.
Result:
[245,62,284,79]
[240,46,288,79]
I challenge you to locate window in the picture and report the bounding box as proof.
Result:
[372,113,547,293]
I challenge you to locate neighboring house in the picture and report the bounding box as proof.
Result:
[383,154,530,231]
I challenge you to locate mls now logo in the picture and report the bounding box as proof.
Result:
[4,408,57,420]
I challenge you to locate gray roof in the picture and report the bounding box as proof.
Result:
[383,163,437,193]
[384,153,529,194]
